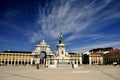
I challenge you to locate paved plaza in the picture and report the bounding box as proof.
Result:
[0,65,120,80]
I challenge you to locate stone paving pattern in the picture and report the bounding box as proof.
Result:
[0,65,120,80]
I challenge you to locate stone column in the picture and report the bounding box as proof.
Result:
[96,56,98,64]
[6,60,9,66]
[76,60,78,65]
[79,56,82,65]
[17,60,19,66]
[47,58,50,67]
[26,60,28,66]
[20,61,22,66]
[31,58,33,65]
[46,58,48,67]
[44,59,45,64]
[55,59,57,67]
[10,60,11,66]
[100,56,103,65]
[72,59,74,64]
[89,56,91,65]
[118,59,119,65]
[13,60,15,66]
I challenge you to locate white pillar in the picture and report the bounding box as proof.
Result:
[31,58,33,65]
[7,60,8,66]
[73,59,75,64]
[47,58,50,67]
[10,60,11,66]
[46,58,48,66]
[35,58,39,64]
[100,56,103,64]
[79,56,82,65]
[44,59,45,64]
[96,56,98,64]
[13,60,15,66]
[17,60,18,66]
[89,56,91,65]
[55,59,57,67]
[21,61,22,66]
[27,60,29,66]
[76,60,78,65]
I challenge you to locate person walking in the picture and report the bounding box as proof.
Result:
[36,64,39,69]
[72,63,74,69]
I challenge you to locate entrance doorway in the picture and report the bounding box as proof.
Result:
[82,54,89,64]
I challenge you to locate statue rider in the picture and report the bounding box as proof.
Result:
[58,32,63,44]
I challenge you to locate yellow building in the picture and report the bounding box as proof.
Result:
[0,51,33,66]
[89,52,103,65]
[103,49,120,65]
[88,48,120,65]
[69,53,82,65]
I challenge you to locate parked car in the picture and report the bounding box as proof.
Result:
[113,62,117,66]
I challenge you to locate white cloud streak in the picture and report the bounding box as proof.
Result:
[69,41,120,53]
[29,0,120,42]
[28,0,120,51]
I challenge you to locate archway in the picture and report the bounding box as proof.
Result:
[12,61,14,65]
[32,60,35,65]
[9,61,11,65]
[15,61,18,65]
[19,61,21,65]
[39,51,47,66]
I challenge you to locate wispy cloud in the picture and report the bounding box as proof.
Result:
[28,0,120,51]
[69,41,120,53]
[68,33,120,52]
[29,0,120,42]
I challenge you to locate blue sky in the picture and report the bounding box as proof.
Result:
[0,0,120,53]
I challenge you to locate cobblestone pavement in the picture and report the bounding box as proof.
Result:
[0,65,120,80]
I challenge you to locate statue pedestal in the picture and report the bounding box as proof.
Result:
[57,43,66,59]
[57,44,65,47]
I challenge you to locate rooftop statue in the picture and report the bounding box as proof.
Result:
[58,32,63,44]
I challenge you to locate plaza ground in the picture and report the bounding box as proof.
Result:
[0,65,120,80]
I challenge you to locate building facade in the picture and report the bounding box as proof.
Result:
[0,33,82,68]
[0,34,120,66]
[103,49,120,65]
[87,48,120,65]
[0,51,32,66]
